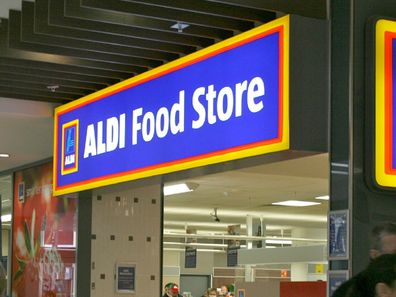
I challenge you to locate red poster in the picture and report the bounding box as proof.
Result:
[11,163,77,297]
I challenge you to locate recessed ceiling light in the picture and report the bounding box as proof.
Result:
[164,182,198,196]
[271,200,321,207]
[315,195,329,200]
[0,153,10,158]
[47,85,59,92]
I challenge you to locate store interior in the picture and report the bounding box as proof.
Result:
[162,153,329,297]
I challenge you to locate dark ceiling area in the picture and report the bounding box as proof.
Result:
[0,0,326,104]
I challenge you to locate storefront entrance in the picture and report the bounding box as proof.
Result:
[162,153,329,297]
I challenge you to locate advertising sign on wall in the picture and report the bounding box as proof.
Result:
[54,16,290,196]
[328,270,348,297]
[328,210,349,260]
[374,18,396,188]
[11,163,77,297]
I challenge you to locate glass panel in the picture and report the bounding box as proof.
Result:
[0,174,12,296]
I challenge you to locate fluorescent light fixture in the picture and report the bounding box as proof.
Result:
[164,207,327,223]
[164,221,247,229]
[164,248,225,253]
[164,182,198,196]
[164,242,228,248]
[1,214,11,222]
[0,153,9,158]
[272,200,321,207]
[265,239,292,245]
[315,195,330,200]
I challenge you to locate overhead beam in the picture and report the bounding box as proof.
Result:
[0,57,131,81]
[66,0,232,40]
[0,91,69,103]
[0,71,104,91]
[0,63,121,86]
[81,0,255,32]
[125,0,276,22]
[6,12,154,72]
[10,10,163,68]
[33,0,202,54]
[0,85,76,102]
[0,78,90,96]
[21,3,179,62]
[210,0,328,19]
[0,19,145,74]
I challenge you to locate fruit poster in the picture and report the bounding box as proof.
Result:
[11,163,77,297]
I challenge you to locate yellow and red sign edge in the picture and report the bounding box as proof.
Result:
[375,19,396,187]
[53,16,289,196]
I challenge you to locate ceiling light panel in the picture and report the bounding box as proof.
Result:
[164,207,326,222]
[271,200,321,207]
[164,183,193,196]
[315,195,329,200]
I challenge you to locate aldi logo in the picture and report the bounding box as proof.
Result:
[61,120,79,175]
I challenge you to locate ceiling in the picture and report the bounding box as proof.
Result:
[0,0,326,105]
[164,153,329,237]
[0,1,328,235]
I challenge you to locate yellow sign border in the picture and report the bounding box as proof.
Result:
[375,19,396,187]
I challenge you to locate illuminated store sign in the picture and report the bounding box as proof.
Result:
[54,16,289,196]
[375,19,396,187]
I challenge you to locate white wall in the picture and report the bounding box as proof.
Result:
[180,251,215,275]
[215,252,227,267]
[163,251,181,291]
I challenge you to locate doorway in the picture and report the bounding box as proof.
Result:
[162,153,329,296]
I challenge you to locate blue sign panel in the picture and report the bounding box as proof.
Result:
[328,210,348,260]
[54,16,289,195]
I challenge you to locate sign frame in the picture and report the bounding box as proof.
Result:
[53,16,290,196]
[237,288,246,297]
[327,270,349,297]
[17,181,25,203]
[115,262,136,294]
[371,17,396,189]
[328,210,349,260]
